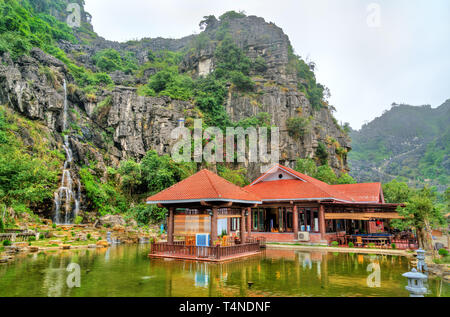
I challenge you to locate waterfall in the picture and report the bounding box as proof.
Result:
[53,80,81,225]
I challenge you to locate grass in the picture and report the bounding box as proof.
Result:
[433,256,450,265]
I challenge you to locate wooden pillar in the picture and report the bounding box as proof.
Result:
[211,207,218,246]
[319,204,326,240]
[240,208,246,243]
[293,205,299,240]
[167,207,174,244]
[247,207,252,237]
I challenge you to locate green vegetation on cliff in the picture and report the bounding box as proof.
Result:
[294,158,355,185]
[0,0,111,90]
[79,150,196,225]
[0,106,62,224]
[349,101,450,190]
[287,45,327,111]
[0,3,350,227]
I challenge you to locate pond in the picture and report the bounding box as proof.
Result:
[0,245,448,297]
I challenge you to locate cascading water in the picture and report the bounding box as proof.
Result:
[53,80,81,224]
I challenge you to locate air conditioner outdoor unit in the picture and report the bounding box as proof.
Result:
[196,234,210,247]
[297,231,310,242]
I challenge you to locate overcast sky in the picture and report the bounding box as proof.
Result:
[84,0,450,130]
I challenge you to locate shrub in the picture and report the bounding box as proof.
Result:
[217,165,248,187]
[87,233,91,240]
[314,165,338,185]
[74,216,83,225]
[0,217,4,233]
[438,248,449,257]
[39,233,44,240]
[391,243,396,249]
[3,240,11,246]
[315,142,329,165]
[348,242,354,248]
[219,11,246,21]
[230,71,254,91]
[130,204,167,225]
[331,241,339,247]
[286,117,310,140]
[92,49,138,74]
[28,236,36,242]
[253,56,268,73]
[368,243,376,248]
[52,223,56,229]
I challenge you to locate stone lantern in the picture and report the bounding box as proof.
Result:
[415,249,428,273]
[402,268,428,297]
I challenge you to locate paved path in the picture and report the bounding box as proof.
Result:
[266,243,411,256]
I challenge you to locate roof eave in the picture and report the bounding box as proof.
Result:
[147,198,262,205]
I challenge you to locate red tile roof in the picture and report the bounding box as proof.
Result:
[244,164,383,203]
[331,183,383,203]
[146,164,383,205]
[146,169,261,204]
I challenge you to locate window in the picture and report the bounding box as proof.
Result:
[298,208,319,232]
[253,210,258,230]
[259,209,264,231]
[231,218,240,231]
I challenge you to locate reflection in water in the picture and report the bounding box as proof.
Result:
[0,246,448,297]
[194,263,209,288]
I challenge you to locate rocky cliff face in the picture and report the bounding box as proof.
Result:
[0,48,196,175]
[0,6,351,183]
[179,15,351,178]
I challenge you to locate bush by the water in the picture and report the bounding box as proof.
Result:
[331,241,339,247]
[2,240,11,246]
[391,243,396,249]
[348,242,354,248]
[438,248,449,257]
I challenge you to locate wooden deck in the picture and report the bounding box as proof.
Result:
[149,239,264,262]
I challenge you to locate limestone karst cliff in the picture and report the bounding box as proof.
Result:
[0,1,351,219]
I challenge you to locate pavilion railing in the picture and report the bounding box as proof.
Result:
[391,239,418,250]
[150,240,262,260]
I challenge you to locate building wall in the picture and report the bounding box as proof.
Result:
[238,231,325,244]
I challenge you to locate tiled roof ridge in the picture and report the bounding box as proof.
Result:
[203,169,221,198]
[278,164,350,200]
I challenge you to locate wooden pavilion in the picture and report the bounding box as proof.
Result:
[146,169,264,261]
[241,164,414,248]
[146,165,416,261]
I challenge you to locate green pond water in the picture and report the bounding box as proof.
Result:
[0,245,448,297]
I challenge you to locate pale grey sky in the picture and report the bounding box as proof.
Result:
[84,0,450,129]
